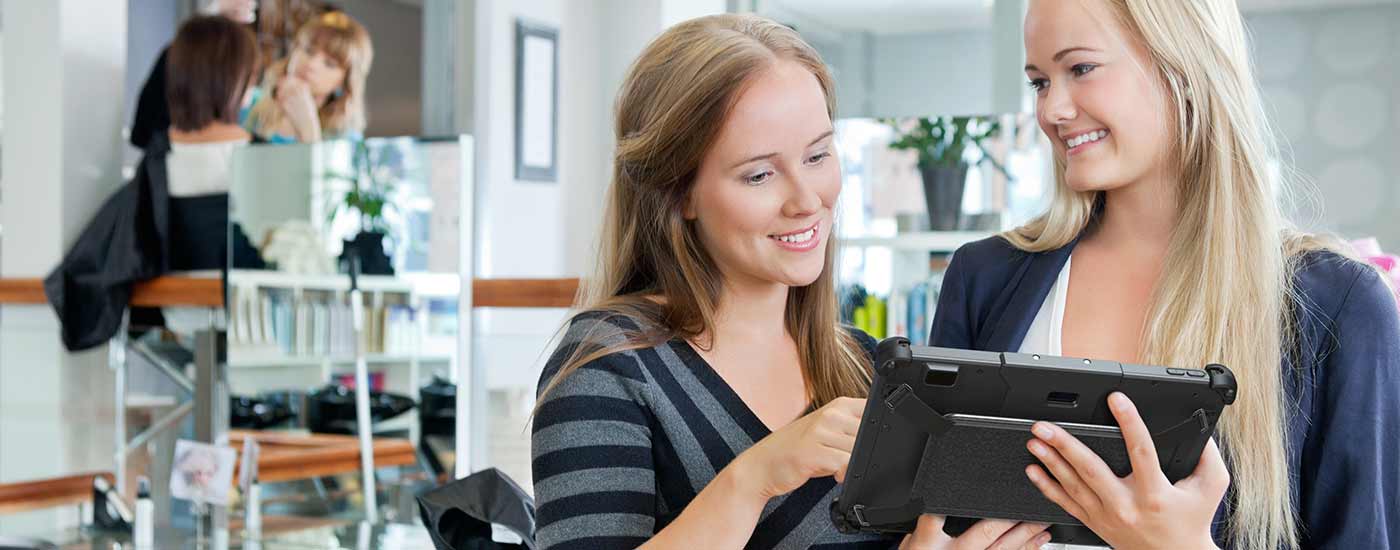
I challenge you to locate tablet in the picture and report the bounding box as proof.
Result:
[831,337,1236,545]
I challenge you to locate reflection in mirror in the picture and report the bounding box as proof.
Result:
[226,137,466,521]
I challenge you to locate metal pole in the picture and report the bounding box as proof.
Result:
[456,134,478,479]
[130,340,196,393]
[194,329,229,545]
[122,401,194,456]
[348,257,379,522]
[110,312,129,495]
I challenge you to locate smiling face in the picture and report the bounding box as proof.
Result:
[1024,0,1175,193]
[685,58,840,292]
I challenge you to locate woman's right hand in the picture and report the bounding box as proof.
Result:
[732,396,864,500]
[900,515,1051,550]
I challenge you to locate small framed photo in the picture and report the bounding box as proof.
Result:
[170,439,237,507]
[514,19,559,182]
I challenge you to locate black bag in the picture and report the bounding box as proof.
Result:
[417,468,536,550]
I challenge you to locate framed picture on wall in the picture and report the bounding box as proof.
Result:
[514,20,558,182]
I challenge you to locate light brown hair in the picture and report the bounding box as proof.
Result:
[540,14,871,407]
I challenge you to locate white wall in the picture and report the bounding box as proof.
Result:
[466,0,727,484]
[0,0,127,536]
[758,5,1013,119]
[1247,5,1400,247]
[870,30,996,117]
[661,0,728,27]
[472,0,719,392]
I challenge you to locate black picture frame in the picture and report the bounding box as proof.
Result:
[514,20,559,182]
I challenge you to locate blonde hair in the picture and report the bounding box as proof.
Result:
[247,11,373,139]
[539,14,872,406]
[1006,1,1361,548]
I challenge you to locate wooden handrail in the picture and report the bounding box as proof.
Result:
[0,276,581,309]
[131,276,223,307]
[0,278,45,305]
[229,430,417,484]
[473,278,579,308]
[0,277,222,307]
[0,471,112,514]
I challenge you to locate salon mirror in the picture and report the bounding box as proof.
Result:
[224,137,469,518]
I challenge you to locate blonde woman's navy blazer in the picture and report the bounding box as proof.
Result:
[929,234,1400,549]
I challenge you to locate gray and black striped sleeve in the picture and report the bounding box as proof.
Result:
[532,317,657,549]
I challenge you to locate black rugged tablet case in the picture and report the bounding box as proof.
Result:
[831,337,1237,545]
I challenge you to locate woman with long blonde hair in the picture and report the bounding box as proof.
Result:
[931,0,1400,548]
[244,11,371,142]
[532,13,1052,550]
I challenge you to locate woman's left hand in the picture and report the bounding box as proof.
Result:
[1024,392,1227,550]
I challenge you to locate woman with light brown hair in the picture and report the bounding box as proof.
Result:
[244,11,372,143]
[530,13,1051,550]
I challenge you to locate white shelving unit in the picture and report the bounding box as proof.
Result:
[226,269,462,445]
[837,230,998,340]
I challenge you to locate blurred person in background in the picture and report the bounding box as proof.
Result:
[163,14,265,272]
[243,11,373,143]
[129,0,258,150]
[47,14,265,351]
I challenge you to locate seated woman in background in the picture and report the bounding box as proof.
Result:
[165,14,265,271]
[46,14,266,350]
[244,11,373,143]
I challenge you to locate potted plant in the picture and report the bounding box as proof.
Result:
[328,140,399,275]
[884,116,1012,231]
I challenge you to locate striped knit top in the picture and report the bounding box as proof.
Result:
[531,311,898,549]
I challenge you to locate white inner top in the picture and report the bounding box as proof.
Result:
[165,138,247,198]
[1018,256,1071,356]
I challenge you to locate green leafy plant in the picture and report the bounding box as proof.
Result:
[883,116,1012,179]
[327,140,397,235]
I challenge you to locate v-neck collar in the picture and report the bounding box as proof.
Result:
[668,339,776,442]
[979,236,1081,353]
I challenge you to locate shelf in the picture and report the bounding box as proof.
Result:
[229,353,453,369]
[838,231,995,252]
